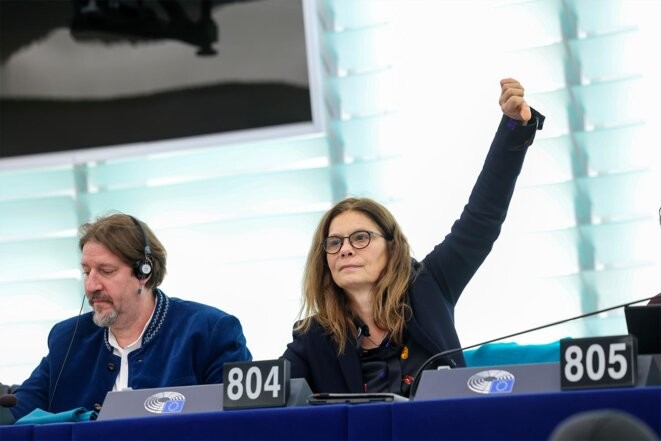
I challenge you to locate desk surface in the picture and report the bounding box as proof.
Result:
[1,386,660,441]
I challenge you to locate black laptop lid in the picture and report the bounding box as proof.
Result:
[625,305,661,355]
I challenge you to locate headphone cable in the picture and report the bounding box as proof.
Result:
[48,291,86,411]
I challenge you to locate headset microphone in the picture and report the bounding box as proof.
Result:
[48,290,86,411]
[129,216,152,281]
[48,215,153,411]
[408,294,660,400]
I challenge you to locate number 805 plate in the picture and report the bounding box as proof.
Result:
[560,335,637,390]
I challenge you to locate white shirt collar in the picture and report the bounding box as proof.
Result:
[108,306,156,391]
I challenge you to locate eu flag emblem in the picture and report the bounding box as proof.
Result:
[489,378,514,393]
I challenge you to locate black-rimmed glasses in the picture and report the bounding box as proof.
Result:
[323,230,385,254]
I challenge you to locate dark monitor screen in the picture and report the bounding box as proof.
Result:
[0,0,321,165]
[625,305,661,355]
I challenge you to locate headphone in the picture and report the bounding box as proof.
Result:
[50,215,153,409]
[129,216,153,280]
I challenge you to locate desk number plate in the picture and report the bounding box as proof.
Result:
[560,335,637,390]
[222,359,290,410]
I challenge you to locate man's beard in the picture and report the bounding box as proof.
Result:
[93,307,118,327]
[89,293,118,327]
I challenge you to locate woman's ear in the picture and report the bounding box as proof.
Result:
[387,238,396,256]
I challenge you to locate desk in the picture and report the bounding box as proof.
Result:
[1,387,659,440]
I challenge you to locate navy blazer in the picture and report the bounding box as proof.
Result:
[282,111,545,393]
[12,290,251,420]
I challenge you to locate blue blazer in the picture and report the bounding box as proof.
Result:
[282,111,545,393]
[12,290,251,420]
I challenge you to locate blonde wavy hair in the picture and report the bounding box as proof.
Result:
[296,198,413,353]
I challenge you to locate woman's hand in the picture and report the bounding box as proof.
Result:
[499,78,532,123]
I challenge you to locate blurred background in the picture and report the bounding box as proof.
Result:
[1,0,659,384]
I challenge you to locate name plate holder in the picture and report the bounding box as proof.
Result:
[414,347,660,401]
[560,335,637,390]
[413,361,562,401]
[222,359,312,410]
[560,335,660,390]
